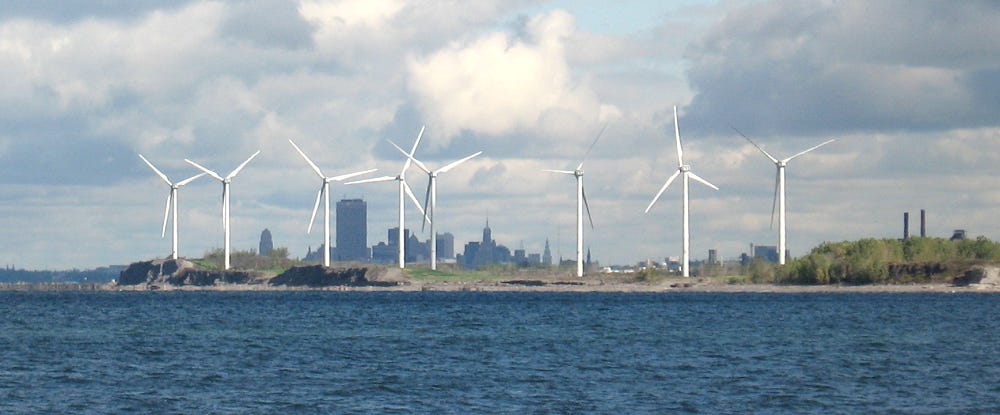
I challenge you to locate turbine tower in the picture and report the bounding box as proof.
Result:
[733,128,834,265]
[391,141,481,270]
[138,154,205,260]
[289,139,377,267]
[543,126,606,277]
[347,126,427,269]
[645,106,719,277]
[185,151,260,270]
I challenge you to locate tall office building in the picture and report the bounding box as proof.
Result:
[437,232,455,260]
[259,229,273,257]
[542,239,552,266]
[336,199,368,261]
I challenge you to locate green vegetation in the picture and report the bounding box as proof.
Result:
[196,247,300,272]
[758,237,1000,285]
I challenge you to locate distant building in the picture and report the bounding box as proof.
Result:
[753,245,780,263]
[542,239,552,266]
[527,253,541,264]
[436,232,455,260]
[259,229,273,257]
[463,242,481,268]
[371,242,395,263]
[708,249,718,265]
[459,220,516,269]
[336,199,368,261]
[951,229,967,241]
[514,249,526,265]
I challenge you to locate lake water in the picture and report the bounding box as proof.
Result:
[1,291,998,414]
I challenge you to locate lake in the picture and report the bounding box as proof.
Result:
[1,291,998,413]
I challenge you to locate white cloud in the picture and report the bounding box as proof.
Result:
[406,9,620,147]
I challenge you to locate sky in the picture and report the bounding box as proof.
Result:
[1,0,999,270]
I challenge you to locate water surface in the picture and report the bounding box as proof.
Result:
[1,291,998,413]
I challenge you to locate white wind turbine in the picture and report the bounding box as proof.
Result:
[391,141,481,271]
[185,151,260,271]
[543,126,606,277]
[645,106,719,277]
[733,128,835,265]
[346,126,427,269]
[138,154,205,260]
[289,139,376,267]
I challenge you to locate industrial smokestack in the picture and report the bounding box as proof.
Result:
[920,209,926,237]
[903,212,909,240]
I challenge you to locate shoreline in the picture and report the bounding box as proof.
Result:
[2,280,998,293]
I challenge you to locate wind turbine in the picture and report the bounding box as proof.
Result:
[543,126,606,277]
[390,141,481,271]
[645,106,719,277]
[288,140,377,267]
[185,151,260,270]
[138,154,205,260]
[346,126,427,269]
[733,128,835,265]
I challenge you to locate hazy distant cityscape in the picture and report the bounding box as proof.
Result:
[284,197,810,273]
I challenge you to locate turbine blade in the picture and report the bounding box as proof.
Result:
[644,170,681,213]
[731,127,778,163]
[345,175,396,185]
[673,106,684,167]
[542,169,576,175]
[389,140,431,174]
[436,151,482,174]
[289,140,325,178]
[582,185,594,229]
[578,124,607,168]
[184,159,224,182]
[770,169,779,230]
[400,125,425,175]
[329,168,378,182]
[226,150,261,179]
[161,193,172,238]
[784,139,836,163]
[138,154,172,186]
[688,171,720,190]
[175,172,206,187]
[307,186,322,234]
[421,176,432,232]
[403,180,425,217]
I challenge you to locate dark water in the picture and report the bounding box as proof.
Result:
[1,291,998,414]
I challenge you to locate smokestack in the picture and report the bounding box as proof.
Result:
[920,209,926,237]
[903,212,909,240]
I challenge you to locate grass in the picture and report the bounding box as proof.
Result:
[403,266,510,282]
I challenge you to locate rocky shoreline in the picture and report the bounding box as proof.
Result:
[3,260,999,293]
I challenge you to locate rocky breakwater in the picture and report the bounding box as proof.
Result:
[952,265,1000,288]
[269,265,401,288]
[118,259,256,287]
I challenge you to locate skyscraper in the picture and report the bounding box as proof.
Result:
[542,239,552,266]
[336,199,368,261]
[437,232,455,260]
[259,229,273,257]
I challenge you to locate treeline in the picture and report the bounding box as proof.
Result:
[748,237,1000,285]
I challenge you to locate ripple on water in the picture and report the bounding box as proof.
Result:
[1,291,999,414]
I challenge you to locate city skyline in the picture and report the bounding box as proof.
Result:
[1,1,999,269]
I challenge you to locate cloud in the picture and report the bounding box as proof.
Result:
[406,9,619,148]
[220,0,316,49]
[0,0,196,24]
[683,0,1000,137]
